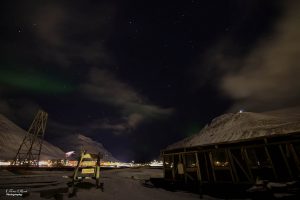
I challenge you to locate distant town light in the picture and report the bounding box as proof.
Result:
[239,109,244,113]
[38,160,49,167]
[0,161,11,166]
[149,160,163,167]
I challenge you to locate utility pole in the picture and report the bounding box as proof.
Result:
[11,110,48,167]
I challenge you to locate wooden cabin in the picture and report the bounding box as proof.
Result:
[161,108,300,184]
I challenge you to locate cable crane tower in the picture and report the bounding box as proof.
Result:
[12,110,48,167]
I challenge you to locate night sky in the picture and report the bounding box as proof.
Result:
[1,0,299,162]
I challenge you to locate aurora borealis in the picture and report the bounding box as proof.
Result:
[0,69,74,94]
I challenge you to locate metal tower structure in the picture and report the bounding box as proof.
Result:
[12,110,48,167]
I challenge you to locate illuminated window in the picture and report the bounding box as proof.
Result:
[164,155,173,168]
[212,150,229,168]
[185,154,196,168]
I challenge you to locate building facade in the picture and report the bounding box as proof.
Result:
[161,109,300,184]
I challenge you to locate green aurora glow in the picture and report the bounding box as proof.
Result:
[0,69,74,94]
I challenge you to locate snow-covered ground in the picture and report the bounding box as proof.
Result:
[0,168,219,200]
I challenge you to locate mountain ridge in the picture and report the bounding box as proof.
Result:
[52,133,118,162]
[0,114,65,160]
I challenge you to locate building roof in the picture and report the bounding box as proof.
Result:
[165,107,300,151]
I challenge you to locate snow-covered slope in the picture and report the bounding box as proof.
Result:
[166,107,300,150]
[53,134,118,162]
[0,114,65,160]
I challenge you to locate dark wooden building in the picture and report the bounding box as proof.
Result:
[161,108,300,184]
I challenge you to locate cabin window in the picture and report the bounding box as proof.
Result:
[164,155,173,168]
[212,149,229,168]
[246,147,271,167]
[185,153,196,168]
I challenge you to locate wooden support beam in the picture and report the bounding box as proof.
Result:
[180,153,187,184]
[242,148,254,181]
[208,152,216,182]
[264,145,278,180]
[186,172,195,181]
[172,154,175,181]
[231,153,252,182]
[203,153,211,182]
[288,144,300,172]
[226,149,238,183]
[162,153,166,179]
[279,144,293,178]
[163,151,199,156]
[195,152,202,182]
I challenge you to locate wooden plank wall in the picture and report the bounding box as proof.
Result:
[162,139,300,184]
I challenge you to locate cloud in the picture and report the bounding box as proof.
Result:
[16,1,116,68]
[1,1,118,132]
[1,1,173,137]
[204,1,300,112]
[34,3,65,46]
[90,113,145,135]
[128,113,144,128]
[80,68,174,134]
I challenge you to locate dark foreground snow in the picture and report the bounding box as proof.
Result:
[0,168,219,200]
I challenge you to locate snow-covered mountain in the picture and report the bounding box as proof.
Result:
[0,114,65,160]
[53,134,118,162]
[167,107,300,150]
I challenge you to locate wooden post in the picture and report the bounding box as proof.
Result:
[195,152,203,199]
[95,152,101,188]
[242,147,254,182]
[209,151,216,182]
[195,152,202,181]
[226,149,238,183]
[180,153,187,183]
[172,154,175,181]
[204,152,210,182]
[279,144,293,178]
[73,152,84,183]
[162,153,166,179]
[264,145,278,180]
[288,144,300,172]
